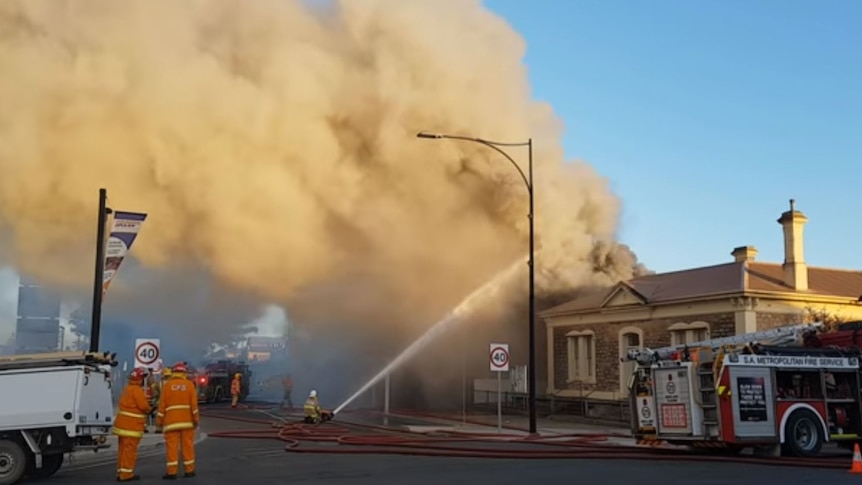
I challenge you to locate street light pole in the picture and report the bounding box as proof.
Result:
[416,131,537,434]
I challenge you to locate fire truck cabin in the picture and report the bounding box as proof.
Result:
[630,324,862,457]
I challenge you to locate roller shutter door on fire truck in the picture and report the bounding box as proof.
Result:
[654,367,693,435]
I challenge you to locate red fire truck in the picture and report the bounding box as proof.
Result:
[195,360,251,404]
[628,322,862,457]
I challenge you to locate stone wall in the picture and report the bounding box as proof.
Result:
[755,312,804,331]
[552,312,735,393]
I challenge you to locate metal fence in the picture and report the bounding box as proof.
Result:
[471,389,631,424]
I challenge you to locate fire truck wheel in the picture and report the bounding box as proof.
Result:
[782,410,824,457]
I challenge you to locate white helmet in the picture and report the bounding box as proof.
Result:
[309,390,317,398]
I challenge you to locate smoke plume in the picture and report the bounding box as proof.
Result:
[0,0,645,397]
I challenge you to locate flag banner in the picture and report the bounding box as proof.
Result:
[102,211,147,298]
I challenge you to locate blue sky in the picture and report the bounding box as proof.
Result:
[485,0,862,273]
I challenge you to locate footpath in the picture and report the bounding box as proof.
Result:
[66,431,166,468]
[390,412,637,447]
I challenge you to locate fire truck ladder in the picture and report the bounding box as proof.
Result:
[694,360,722,438]
[625,322,823,364]
[0,351,118,371]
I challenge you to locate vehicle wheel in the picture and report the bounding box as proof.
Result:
[27,453,63,480]
[0,439,27,485]
[782,410,824,457]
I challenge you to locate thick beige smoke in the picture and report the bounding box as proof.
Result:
[0,0,643,343]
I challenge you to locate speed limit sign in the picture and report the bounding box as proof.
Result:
[134,338,161,369]
[489,343,510,372]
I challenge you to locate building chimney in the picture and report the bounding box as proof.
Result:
[731,246,758,263]
[777,199,808,291]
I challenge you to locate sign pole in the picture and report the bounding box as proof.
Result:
[461,345,467,424]
[384,373,390,426]
[489,343,509,433]
[497,370,502,432]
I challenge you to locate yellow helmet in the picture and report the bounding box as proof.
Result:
[163,368,173,377]
[234,373,242,378]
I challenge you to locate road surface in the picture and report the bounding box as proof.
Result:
[52,405,859,484]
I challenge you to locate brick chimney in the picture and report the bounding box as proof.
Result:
[777,199,808,291]
[731,246,758,263]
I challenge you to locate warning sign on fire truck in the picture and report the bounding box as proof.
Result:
[637,396,656,430]
[729,367,776,437]
[654,367,692,434]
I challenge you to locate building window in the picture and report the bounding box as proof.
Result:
[668,322,711,346]
[622,331,641,351]
[619,327,644,395]
[566,330,595,383]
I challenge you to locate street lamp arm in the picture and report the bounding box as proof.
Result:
[416,132,531,192]
[436,134,530,148]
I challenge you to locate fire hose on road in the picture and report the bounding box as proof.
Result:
[201,408,850,469]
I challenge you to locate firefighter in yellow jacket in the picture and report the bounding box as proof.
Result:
[157,362,199,479]
[155,368,171,433]
[230,373,242,408]
[303,390,322,424]
[112,367,152,482]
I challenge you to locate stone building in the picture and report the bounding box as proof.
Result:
[540,200,862,401]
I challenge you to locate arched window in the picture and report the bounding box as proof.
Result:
[618,327,644,394]
[565,330,595,383]
[668,321,710,346]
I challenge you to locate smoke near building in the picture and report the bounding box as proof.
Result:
[15,276,62,354]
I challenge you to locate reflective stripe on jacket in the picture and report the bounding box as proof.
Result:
[303,397,320,417]
[230,378,241,396]
[112,384,151,438]
[157,377,199,433]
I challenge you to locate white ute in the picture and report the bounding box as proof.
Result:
[0,351,117,485]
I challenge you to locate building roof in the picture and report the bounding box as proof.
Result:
[246,336,287,351]
[541,261,862,317]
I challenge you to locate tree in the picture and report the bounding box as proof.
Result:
[803,306,851,331]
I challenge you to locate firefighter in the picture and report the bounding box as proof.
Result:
[303,390,321,424]
[112,367,152,482]
[142,371,154,433]
[155,368,172,434]
[157,362,199,480]
[145,371,161,432]
[149,371,161,406]
[281,374,294,410]
[230,372,242,408]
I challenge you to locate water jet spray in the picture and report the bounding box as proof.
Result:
[332,255,527,415]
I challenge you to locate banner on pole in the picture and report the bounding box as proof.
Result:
[102,211,147,298]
